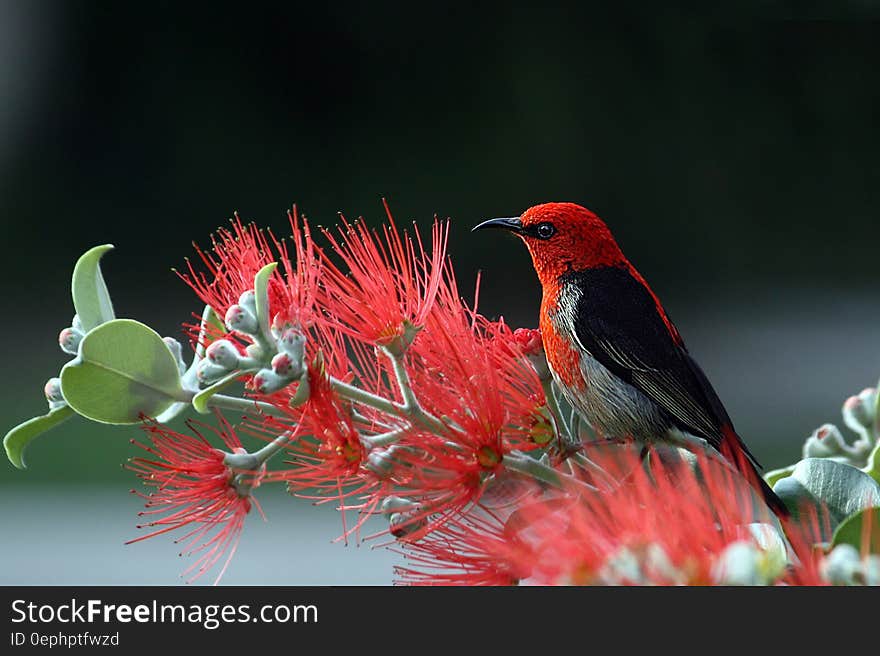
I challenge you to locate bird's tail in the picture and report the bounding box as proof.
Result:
[754,470,790,518]
[720,426,790,519]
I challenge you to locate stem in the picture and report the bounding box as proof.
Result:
[381,347,449,434]
[503,452,597,493]
[571,452,618,489]
[331,377,402,416]
[541,378,571,442]
[224,431,296,471]
[330,372,450,437]
[251,431,296,464]
[542,379,584,460]
[207,394,287,418]
[384,346,419,410]
[364,428,410,449]
[351,409,395,431]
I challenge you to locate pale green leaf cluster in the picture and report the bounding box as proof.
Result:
[3,250,297,470]
[766,377,880,569]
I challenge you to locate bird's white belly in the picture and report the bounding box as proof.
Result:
[554,353,668,442]
[547,287,670,442]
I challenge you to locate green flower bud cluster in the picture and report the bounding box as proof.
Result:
[193,285,310,395]
[251,325,307,395]
[42,315,87,411]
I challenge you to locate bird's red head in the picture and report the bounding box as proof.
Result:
[473,202,625,285]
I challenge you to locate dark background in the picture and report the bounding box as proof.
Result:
[1,3,879,582]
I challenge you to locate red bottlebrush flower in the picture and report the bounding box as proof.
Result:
[179,214,276,320]
[393,506,533,586]
[259,359,369,493]
[501,448,805,585]
[252,356,394,544]
[319,200,449,349]
[409,308,545,459]
[180,207,326,352]
[125,416,264,585]
[396,447,822,586]
[372,305,546,539]
[266,206,325,332]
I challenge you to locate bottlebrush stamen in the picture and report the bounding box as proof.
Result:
[319,201,449,350]
[125,415,265,585]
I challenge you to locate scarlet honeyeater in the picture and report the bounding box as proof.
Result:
[474,202,788,516]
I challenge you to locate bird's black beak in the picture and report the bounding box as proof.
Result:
[471,216,523,234]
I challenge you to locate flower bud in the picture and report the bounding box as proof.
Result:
[271,352,304,381]
[597,546,643,584]
[250,369,290,394]
[821,544,863,585]
[711,541,763,586]
[380,495,419,518]
[205,339,241,370]
[366,446,410,478]
[238,290,257,315]
[389,511,427,540]
[842,388,877,435]
[196,359,229,386]
[271,313,295,339]
[365,449,396,478]
[277,327,306,358]
[58,327,83,355]
[747,523,788,578]
[225,304,258,335]
[803,424,848,459]
[44,377,65,409]
[864,555,880,586]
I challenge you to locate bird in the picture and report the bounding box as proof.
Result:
[473,201,788,517]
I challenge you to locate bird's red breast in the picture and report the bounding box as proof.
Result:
[538,296,584,390]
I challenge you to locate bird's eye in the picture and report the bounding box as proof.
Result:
[535,222,556,239]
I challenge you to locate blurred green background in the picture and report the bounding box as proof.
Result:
[2,3,879,583]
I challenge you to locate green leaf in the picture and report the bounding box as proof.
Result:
[864,441,880,485]
[764,464,797,488]
[192,369,256,414]
[254,262,278,343]
[71,244,116,332]
[4,405,75,469]
[832,507,880,554]
[60,319,188,424]
[773,458,880,535]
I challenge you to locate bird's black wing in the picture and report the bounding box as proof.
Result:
[563,266,741,458]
